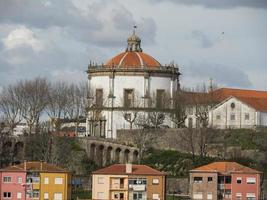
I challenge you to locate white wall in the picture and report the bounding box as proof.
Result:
[259,112,267,126]
[88,74,175,138]
[209,97,258,129]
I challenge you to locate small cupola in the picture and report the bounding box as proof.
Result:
[126,26,142,52]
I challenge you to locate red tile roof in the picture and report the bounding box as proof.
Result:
[191,162,261,174]
[92,164,165,176]
[209,88,267,111]
[105,52,161,68]
[0,161,69,173]
[212,88,267,102]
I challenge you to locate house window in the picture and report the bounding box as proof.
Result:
[225,176,232,184]
[98,177,104,184]
[245,113,250,120]
[97,192,104,199]
[207,192,212,200]
[3,192,11,198]
[124,89,134,107]
[95,89,103,107]
[17,177,22,183]
[152,178,159,185]
[246,177,256,184]
[225,190,232,198]
[236,193,242,200]
[193,192,203,199]
[32,190,39,198]
[237,177,242,184]
[44,193,49,200]
[156,89,165,108]
[17,192,22,199]
[3,177,11,183]
[246,193,256,200]
[207,177,213,182]
[54,193,63,200]
[54,177,63,185]
[44,177,49,184]
[193,177,203,183]
[216,114,221,120]
[153,193,159,200]
[231,102,235,109]
[230,114,235,120]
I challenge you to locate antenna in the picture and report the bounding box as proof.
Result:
[133,25,137,34]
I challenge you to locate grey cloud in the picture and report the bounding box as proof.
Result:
[0,0,157,48]
[151,0,267,9]
[0,0,102,29]
[182,62,252,88]
[191,30,214,48]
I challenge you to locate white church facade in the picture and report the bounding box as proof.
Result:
[86,30,180,138]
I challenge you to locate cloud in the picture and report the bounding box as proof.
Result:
[0,0,157,48]
[151,0,267,9]
[191,30,215,48]
[2,26,44,52]
[181,62,252,88]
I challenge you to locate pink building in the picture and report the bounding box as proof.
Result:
[189,162,262,200]
[0,169,26,200]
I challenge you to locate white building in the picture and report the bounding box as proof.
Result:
[209,96,267,129]
[13,123,29,136]
[86,30,180,138]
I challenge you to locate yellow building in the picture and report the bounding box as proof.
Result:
[3,161,72,200]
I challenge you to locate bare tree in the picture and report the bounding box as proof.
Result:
[0,119,12,167]
[46,81,70,131]
[65,82,88,131]
[132,113,163,163]
[120,91,143,129]
[170,90,187,128]
[14,78,50,133]
[0,85,22,133]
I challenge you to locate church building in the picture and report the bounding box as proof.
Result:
[86,29,180,138]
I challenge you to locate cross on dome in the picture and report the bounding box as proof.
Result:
[126,26,142,52]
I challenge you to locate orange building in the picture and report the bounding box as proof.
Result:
[189,162,262,200]
[92,164,166,200]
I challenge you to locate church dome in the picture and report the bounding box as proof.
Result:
[105,28,161,68]
[105,51,161,68]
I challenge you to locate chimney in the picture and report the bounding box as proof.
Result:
[40,162,43,171]
[24,160,27,170]
[126,163,132,174]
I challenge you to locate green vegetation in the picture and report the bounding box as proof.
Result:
[142,148,216,178]
[72,190,91,199]
[212,128,267,150]
[142,147,267,178]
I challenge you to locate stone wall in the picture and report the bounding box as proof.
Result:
[117,129,266,160]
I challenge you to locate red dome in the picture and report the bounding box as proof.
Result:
[105,51,161,68]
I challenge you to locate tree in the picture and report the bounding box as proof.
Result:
[0,119,12,167]
[46,81,70,131]
[120,92,143,130]
[14,78,50,133]
[132,113,163,163]
[0,85,22,134]
[170,90,187,128]
[65,82,88,132]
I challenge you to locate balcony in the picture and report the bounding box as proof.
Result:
[132,185,146,191]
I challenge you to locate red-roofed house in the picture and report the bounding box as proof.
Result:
[209,91,267,128]
[189,162,262,200]
[92,164,166,200]
[0,161,71,200]
[184,87,267,128]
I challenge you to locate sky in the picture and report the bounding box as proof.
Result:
[0,0,267,91]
